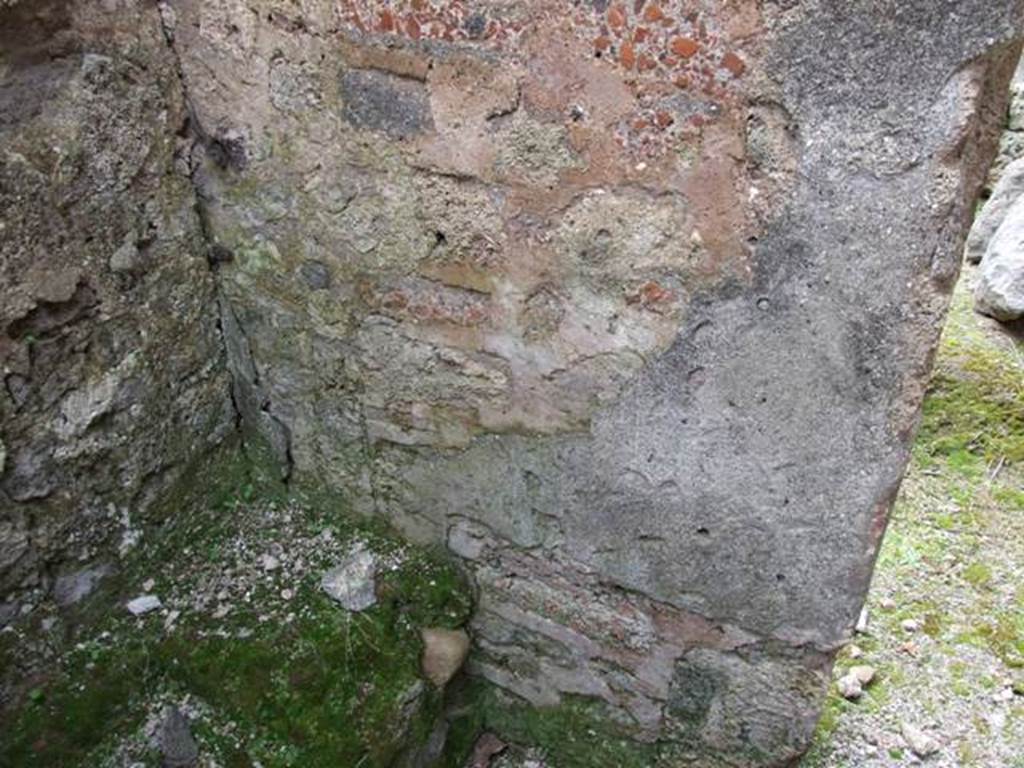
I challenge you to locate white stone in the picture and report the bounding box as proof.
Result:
[966,157,1024,264]
[850,665,876,685]
[126,595,162,616]
[837,674,863,700]
[901,722,940,757]
[855,607,870,634]
[321,543,377,611]
[976,194,1024,321]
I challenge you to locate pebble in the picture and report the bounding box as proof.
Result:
[126,595,162,616]
[901,722,940,757]
[142,578,156,592]
[901,619,920,633]
[848,644,864,659]
[260,554,280,572]
[838,674,864,700]
[837,665,876,700]
[850,665,876,685]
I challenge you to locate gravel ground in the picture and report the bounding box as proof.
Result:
[802,267,1024,768]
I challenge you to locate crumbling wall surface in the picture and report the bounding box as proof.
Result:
[0,1,234,614]
[139,0,1024,764]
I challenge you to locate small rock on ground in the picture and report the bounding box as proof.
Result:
[160,705,199,767]
[421,627,470,688]
[838,665,878,700]
[320,543,377,611]
[837,674,864,700]
[901,722,940,758]
[850,665,876,685]
[126,595,162,616]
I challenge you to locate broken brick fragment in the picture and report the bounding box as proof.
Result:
[655,110,675,128]
[608,4,627,31]
[671,36,700,58]
[643,3,664,22]
[620,40,637,69]
[722,51,746,76]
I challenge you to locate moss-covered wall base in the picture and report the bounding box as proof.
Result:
[0,439,473,768]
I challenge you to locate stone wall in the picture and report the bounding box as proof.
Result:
[0,1,234,614]
[1,1,1021,765]
[160,1,1022,763]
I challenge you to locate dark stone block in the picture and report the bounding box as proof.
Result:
[340,69,433,139]
[299,260,331,290]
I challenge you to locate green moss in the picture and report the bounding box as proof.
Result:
[0,441,473,768]
[917,368,1024,465]
[2,635,154,767]
[963,562,994,588]
[919,612,942,638]
[806,274,1024,762]
[440,682,658,768]
[915,285,1024,468]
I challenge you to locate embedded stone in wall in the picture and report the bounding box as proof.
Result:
[341,68,434,138]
